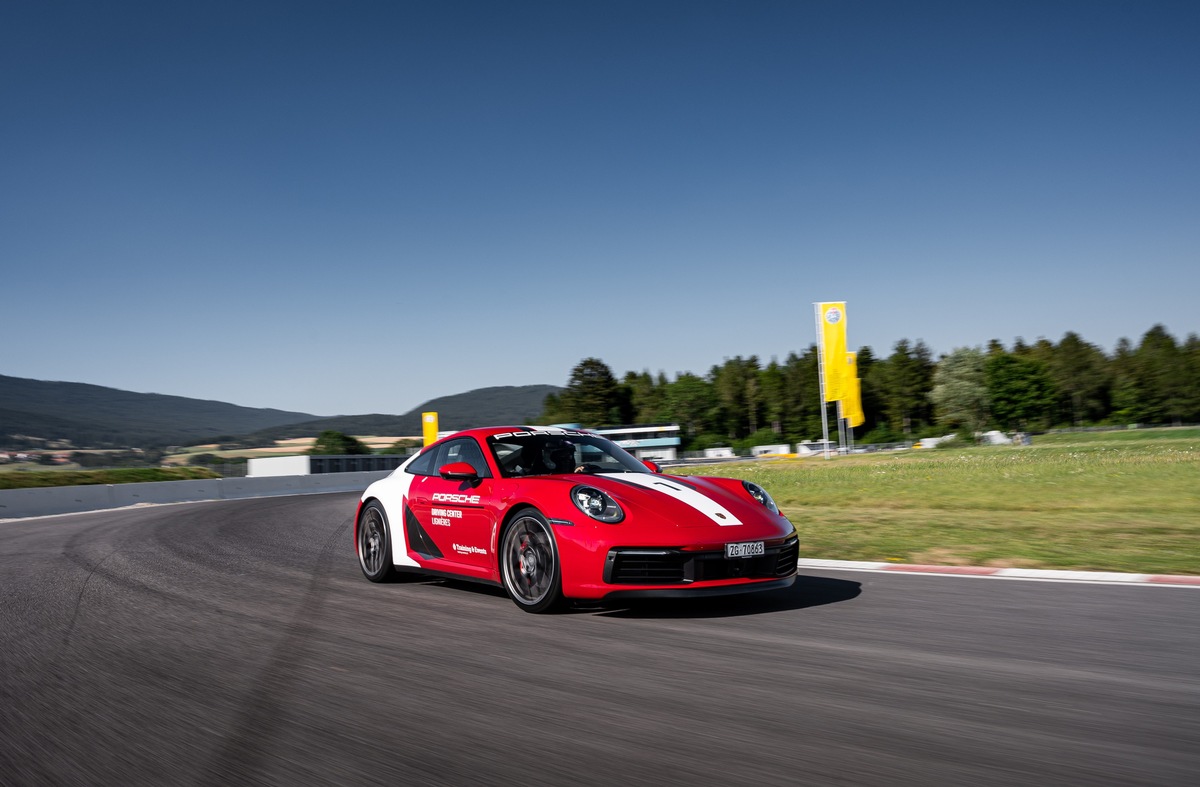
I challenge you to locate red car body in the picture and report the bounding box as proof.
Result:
[356,426,797,611]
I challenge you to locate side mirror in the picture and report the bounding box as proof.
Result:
[439,461,479,480]
[643,459,661,473]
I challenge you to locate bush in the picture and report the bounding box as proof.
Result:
[308,430,370,455]
[733,429,786,454]
[68,450,159,468]
[916,424,951,440]
[933,433,975,449]
[71,452,111,468]
[859,426,902,444]
[685,433,731,452]
[386,438,423,453]
[188,454,247,466]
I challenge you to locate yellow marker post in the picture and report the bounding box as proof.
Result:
[422,412,439,446]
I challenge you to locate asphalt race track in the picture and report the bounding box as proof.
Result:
[2,494,1197,786]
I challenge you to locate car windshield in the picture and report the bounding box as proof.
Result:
[487,430,650,478]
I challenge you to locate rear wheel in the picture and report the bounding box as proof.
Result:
[500,510,564,613]
[357,502,397,582]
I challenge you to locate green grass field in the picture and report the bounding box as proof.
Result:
[671,427,1200,575]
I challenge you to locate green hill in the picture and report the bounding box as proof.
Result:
[246,385,562,440]
[0,374,560,449]
[0,374,319,448]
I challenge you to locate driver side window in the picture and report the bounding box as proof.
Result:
[405,446,439,477]
[440,438,492,478]
[407,438,492,478]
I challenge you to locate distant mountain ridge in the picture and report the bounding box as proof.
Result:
[0,374,319,448]
[0,374,559,449]
[245,385,563,441]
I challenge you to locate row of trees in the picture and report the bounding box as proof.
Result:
[72,449,166,468]
[304,431,422,456]
[538,325,1200,448]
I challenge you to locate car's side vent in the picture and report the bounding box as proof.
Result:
[404,505,444,559]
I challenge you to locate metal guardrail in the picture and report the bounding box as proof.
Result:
[309,455,408,474]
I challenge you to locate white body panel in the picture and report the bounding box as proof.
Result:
[361,456,422,568]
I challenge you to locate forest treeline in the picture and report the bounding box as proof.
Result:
[538,325,1200,451]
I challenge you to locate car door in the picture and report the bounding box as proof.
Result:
[407,437,497,578]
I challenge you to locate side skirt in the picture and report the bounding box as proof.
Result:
[393,565,504,589]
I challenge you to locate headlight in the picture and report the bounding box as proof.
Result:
[742,481,779,515]
[570,485,624,523]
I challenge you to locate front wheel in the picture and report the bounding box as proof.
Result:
[357,502,397,582]
[500,511,564,613]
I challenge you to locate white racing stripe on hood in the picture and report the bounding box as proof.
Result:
[611,473,742,526]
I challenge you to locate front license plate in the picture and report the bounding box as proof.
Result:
[725,541,765,559]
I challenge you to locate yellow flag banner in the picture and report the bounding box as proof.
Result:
[818,302,848,401]
[842,353,865,427]
[845,377,866,428]
[422,411,439,446]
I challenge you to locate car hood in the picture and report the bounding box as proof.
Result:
[563,472,770,529]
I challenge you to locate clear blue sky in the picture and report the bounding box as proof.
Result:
[4,1,1197,417]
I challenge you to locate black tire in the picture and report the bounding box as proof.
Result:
[499,510,564,613]
[357,501,398,582]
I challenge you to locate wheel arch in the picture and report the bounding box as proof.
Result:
[496,503,565,612]
[495,503,541,566]
[354,496,382,556]
[355,496,399,582]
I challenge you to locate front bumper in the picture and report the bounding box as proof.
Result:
[560,534,798,601]
[600,574,796,601]
[602,536,799,585]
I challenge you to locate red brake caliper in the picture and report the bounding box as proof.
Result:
[518,534,530,584]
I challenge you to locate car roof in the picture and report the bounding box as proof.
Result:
[447,425,600,441]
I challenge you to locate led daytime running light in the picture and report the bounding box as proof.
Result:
[570,485,624,523]
[742,481,779,514]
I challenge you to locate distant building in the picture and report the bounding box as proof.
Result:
[248,455,408,477]
[247,455,313,477]
[590,424,681,461]
[750,444,791,457]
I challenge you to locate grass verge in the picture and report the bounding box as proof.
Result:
[0,467,221,490]
[670,429,1200,575]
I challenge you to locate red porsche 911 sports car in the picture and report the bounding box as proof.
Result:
[355,426,798,612]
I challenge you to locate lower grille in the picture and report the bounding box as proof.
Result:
[606,537,799,585]
[606,550,686,584]
[773,538,800,577]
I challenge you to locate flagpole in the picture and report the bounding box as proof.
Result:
[848,400,856,454]
[814,303,830,460]
[837,399,846,455]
